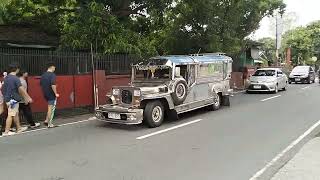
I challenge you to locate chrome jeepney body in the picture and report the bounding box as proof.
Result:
[95,53,233,127]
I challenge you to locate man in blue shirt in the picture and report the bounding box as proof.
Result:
[1,64,32,136]
[40,63,59,127]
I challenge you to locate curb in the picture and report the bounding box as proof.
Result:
[249,120,320,180]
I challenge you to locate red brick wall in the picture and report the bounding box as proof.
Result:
[230,72,244,90]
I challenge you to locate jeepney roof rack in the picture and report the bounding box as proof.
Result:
[190,52,226,56]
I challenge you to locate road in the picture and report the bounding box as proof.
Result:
[0,83,319,180]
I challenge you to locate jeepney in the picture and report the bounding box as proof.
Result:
[95,53,233,128]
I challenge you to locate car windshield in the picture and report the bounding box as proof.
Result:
[291,66,309,73]
[253,70,276,76]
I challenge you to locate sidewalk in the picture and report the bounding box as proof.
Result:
[271,136,320,180]
[1,113,95,136]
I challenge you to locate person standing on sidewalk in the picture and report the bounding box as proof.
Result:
[0,75,5,135]
[40,63,59,127]
[0,71,7,134]
[18,70,40,128]
[2,64,32,136]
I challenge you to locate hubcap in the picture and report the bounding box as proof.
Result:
[214,95,220,107]
[176,84,186,98]
[152,106,162,123]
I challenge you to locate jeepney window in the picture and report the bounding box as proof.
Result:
[198,63,223,77]
[134,67,171,80]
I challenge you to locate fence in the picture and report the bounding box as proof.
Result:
[0,47,138,121]
[0,48,137,75]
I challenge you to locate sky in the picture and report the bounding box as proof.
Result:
[253,0,320,39]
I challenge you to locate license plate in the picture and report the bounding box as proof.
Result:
[108,112,120,120]
[253,85,261,89]
[295,78,300,81]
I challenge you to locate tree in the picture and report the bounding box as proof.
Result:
[1,0,285,57]
[282,21,320,66]
[258,37,276,64]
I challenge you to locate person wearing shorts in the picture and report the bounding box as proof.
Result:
[40,63,59,127]
[1,64,32,136]
[0,81,5,134]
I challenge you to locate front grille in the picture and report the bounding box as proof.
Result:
[121,90,133,104]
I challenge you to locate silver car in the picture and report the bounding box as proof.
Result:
[289,66,316,84]
[247,68,288,93]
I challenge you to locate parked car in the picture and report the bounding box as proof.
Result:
[289,66,315,84]
[95,54,233,128]
[247,68,288,93]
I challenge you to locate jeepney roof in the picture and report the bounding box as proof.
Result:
[150,56,195,64]
[192,54,233,63]
[150,54,232,65]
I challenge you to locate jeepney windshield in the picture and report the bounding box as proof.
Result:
[134,65,171,81]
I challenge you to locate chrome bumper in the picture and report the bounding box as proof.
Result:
[95,105,144,125]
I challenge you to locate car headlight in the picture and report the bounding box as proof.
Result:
[301,75,308,78]
[112,89,120,96]
[133,90,141,96]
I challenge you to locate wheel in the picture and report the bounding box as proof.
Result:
[246,90,252,94]
[282,83,287,91]
[273,85,278,94]
[144,101,165,128]
[222,95,230,106]
[288,81,292,84]
[308,77,312,84]
[208,93,221,111]
[171,80,188,105]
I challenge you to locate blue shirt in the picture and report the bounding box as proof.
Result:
[1,74,22,103]
[40,72,56,101]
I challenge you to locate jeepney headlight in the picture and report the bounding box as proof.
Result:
[112,89,120,96]
[134,90,141,97]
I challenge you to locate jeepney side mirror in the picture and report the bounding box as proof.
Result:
[175,67,181,77]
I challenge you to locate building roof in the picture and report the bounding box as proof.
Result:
[0,25,59,48]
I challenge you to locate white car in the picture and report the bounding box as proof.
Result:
[247,68,288,93]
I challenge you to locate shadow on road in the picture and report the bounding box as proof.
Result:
[96,106,228,131]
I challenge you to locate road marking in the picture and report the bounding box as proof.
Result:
[261,95,281,102]
[136,119,202,140]
[0,117,97,138]
[249,119,320,180]
[301,86,311,90]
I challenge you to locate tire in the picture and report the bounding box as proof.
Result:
[288,81,292,84]
[171,80,188,105]
[282,82,287,91]
[208,93,221,111]
[308,77,312,84]
[222,95,230,106]
[273,84,278,94]
[144,101,165,128]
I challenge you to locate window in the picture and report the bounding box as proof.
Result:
[198,63,223,77]
[253,70,275,76]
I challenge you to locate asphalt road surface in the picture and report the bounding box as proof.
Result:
[1,83,319,180]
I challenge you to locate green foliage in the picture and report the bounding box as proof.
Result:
[257,37,276,63]
[1,0,285,58]
[282,21,320,65]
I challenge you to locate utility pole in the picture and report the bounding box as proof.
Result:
[275,11,283,67]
